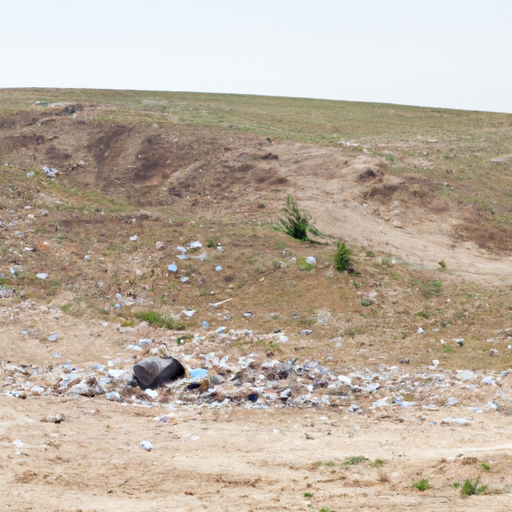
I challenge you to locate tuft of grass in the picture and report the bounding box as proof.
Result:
[314,461,336,468]
[415,311,429,319]
[438,260,447,269]
[121,320,135,327]
[135,311,185,330]
[370,459,384,468]
[413,478,433,491]
[442,345,454,354]
[365,250,375,257]
[303,491,315,498]
[342,456,368,466]
[461,478,488,496]
[481,463,490,471]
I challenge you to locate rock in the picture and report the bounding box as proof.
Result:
[400,358,410,364]
[133,357,185,389]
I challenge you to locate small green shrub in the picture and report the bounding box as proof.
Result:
[365,250,375,257]
[415,311,429,319]
[333,242,351,272]
[370,459,384,468]
[481,463,490,471]
[303,491,315,497]
[278,195,326,242]
[461,478,488,496]
[135,311,185,330]
[438,260,447,269]
[413,478,433,491]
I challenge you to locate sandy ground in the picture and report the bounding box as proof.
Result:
[2,396,512,511]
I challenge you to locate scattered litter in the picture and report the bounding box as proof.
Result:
[209,298,232,308]
[155,241,165,250]
[129,235,138,241]
[12,440,26,448]
[180,277,189,283]
[36,273,48,280]
[42,414,65,424]
[215,265,222,272]
[243,312,254,318]
[47,333,58,342]
[0,288,15,299]
[216,326,227,334]
[189,241,202,249]
[441,417,474,426]
[183,309,195,317]
[202,321,210,329]
[417,327,425,334]
[167,263,178,273]
[140,441,153,452]
[42,166,58,178]
[305,256,316,265]
[300,329,312,336]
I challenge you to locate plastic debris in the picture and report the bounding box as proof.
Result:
[215,265,222,272]
[189,241,202,249]
[36,273,48,280]
[129,235,138,241]
[47,333,58,342]
[140,441,153,452]
[155,241,165,250]
[305,256,316,265]
[183,309,195,317]
[202,321,210,329]
[167,263,178,273]
[43,166,58,178]
[417,327,425,334]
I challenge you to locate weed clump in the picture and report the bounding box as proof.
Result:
[461,478,488,496]
[413,478,433,491]
[342,456,368,466]
[135,311,185,330]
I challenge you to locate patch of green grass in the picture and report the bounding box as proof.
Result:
[365,250,375,257]
[438,260,447,269]
[442,345,454,354]
[370,459,384,468]
[481,463,490,471]
[413,478,433,491]
[299,258,314,271]
[134,310,185,330]
[344,327,367,338]
[314,461,336,468]
[342,456,368,466]
[303,491,315,498]
[414,279,442,299]
[461,478,488,496]
[450,481,461,488]
[415,311,429,319]
[121,320,135,327]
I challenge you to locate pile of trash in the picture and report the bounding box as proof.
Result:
[2,335,511,420]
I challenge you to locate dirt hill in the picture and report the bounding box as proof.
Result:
[1,89,512,511]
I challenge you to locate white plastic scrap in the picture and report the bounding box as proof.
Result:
[140,441,153,451]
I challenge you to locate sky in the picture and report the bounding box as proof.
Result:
[2,0,512,113]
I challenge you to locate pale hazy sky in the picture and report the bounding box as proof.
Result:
[2,0,512,113]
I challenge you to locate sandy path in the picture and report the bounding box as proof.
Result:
[2,396,512,511]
